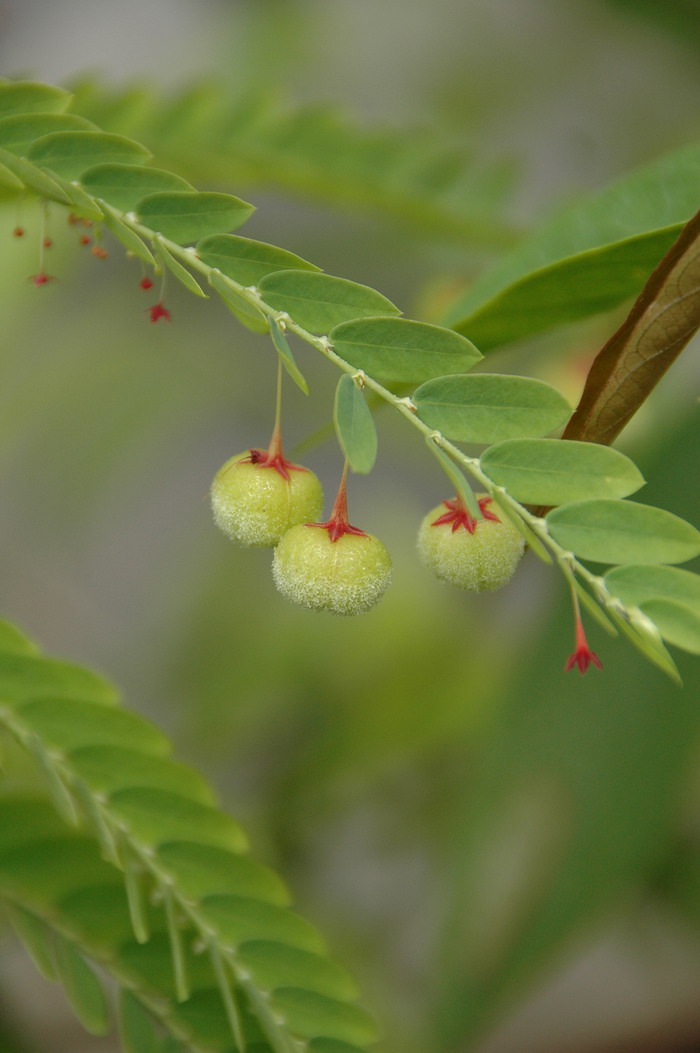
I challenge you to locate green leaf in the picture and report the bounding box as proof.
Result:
[118,989,162,1053]
[57,177,105,221]
[238,941,358,1001]
[102,204,155,265]
[15,698,170,753]
[270,988,378,1046]
[258,271,401,334]
[334,375,378,474]
[199,894,324,954]
[444,143,700,347]
[0,653,117,705]
[0,81,71,118]
[604,564,700,614]
[155,842,289,904]
[69,745,215,804]
[413,374,571,444]
[546,499,700,564]
[27,131,151,181]
[0,159,23,190]
[480,438,645,505]
[107,788,248,853]
[0,620,38,655]
[7,904,57,980]
[0,113,96,155]
[270,318,309,395]
[0,147,73,203]
[53,933,110,1036]
[155,240,207,297]
[197,233,320,286]
[137,192,254,245]
[329,316,482,383]
[81,162,193,211]
[638,598,700,655]
[209,271,269,333]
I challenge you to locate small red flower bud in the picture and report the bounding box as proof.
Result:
[565,612,602,674]
[43,237,53,248]
[29,272,55,286]
[91,245,108,259]
[139,276,154,291]
[12,226,25,238]
[79,234,91,246]
[147,301,171,323]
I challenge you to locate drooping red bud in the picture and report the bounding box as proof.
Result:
[29,272,55,286]
[147,301,171,323]
[79,234,91,246]
[91,245,108,259]
[43,237,53,248]
[12,226,25,238]
[565,611,602,674]
[139,276,154,291]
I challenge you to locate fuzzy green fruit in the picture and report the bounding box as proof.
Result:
[272,524,392,615]
[211,452,323,547]
[417,495,525,591]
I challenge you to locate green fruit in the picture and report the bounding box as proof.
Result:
[272,524,392,615]
[211,452,323,547]
[417,495,525,591]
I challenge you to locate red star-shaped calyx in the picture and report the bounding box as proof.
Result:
[431,495,500,534]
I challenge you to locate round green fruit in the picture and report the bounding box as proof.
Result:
[211,452,323,547]
[417,495,525,591]
[272,524,392,615]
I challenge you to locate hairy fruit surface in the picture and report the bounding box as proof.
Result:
[272,524,392,615]
[211,451,323,547]
[417,495,525,591]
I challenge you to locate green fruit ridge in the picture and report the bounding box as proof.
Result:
[418,494,525,591]
[273,524,392,615]
[211,450,324,547]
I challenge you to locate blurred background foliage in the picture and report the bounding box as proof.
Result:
[0,1,699,1052]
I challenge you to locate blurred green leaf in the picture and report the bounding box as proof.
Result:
[0,114,96,155]
[330,316,482,383]
[480,438,645,505]
[444,143,700,348]
[0,82,71,118]
[53,934,110,1036]
[27,131,151,181]
[118,990,162,1053]
[413,374,571,443]
[605,564,700,613]
[638,598,700,654]
[102,204,155,265]
[156,240,207,297]
[546,499,700,564]
[0,147,72,202]
[258,270,400,333]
